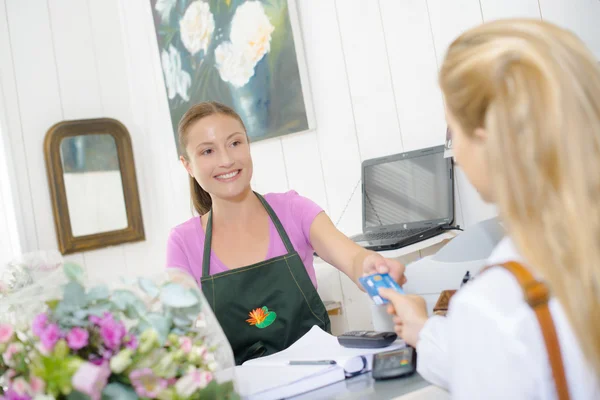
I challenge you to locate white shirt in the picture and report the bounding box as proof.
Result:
[416,237,599,399]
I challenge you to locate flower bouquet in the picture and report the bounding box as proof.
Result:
[0,263,238,400]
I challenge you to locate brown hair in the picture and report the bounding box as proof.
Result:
[178,101,247,215]
[440,19,600,373]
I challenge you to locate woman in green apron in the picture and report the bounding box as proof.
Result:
[166,102,406,365]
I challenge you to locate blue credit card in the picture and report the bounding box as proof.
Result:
[359,273,404,305]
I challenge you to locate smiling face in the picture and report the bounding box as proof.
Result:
[180,113,253,202]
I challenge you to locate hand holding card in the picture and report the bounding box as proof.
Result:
[361,253,407,287]
[359,273,405,305]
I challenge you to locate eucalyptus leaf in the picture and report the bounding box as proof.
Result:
[173,315,192,328]
[181,303,202,317]
[59,316,87,329]
[86,285,109,302]
[125,300,147,320]
[160,283,198,308]
[54,302,76,318]
[63,282,87,308]
[133,298,148,315]
[145,313,171,345]
[63,262,85,283]
[86,303,111,317]
[138,278,160,298]
[171,327,186,335]
[111,290,142,311]
[74,309,88,320]
[66,390,91,400]
[135,321,151,336]
[162,307,174,321]
[102,383,139,400]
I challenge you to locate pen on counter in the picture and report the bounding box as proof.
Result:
[460,271,471,288]
[288,360,337,366]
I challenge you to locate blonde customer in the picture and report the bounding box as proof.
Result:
[380,19,600,399]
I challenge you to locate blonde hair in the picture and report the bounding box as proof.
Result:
[440,19,600,373]
[178,101,247,215]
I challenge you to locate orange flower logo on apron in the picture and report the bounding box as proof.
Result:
[246,306,277,329]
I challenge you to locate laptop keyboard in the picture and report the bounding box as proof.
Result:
[351,227,431,242]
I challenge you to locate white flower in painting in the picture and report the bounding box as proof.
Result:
[214,1,274,88]
[180,1,215,56]
[214,42,255,88]
[230,1,274,65]
[161,45,192,101]
[155,0,176,23]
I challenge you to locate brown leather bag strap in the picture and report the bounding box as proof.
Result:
[493,261,570,400]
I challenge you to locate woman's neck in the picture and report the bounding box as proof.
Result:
[209,188,264,229]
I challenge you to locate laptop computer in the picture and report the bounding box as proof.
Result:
[350,145,455,251]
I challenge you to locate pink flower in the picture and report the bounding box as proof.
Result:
[3,343,23,365]
[39,323,60,352]
[0,324,14,343]
[129,368,168,398]
[179,337,192,354]
[31,313,47,337]
[89,315,102,325]
[97,313,125,350]
[175,369,213,397]
[66,327,89,350]
[72,362,110,400]
[28,375,45,395]
[10,378,29,396]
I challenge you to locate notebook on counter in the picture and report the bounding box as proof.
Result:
[235,326,405,400]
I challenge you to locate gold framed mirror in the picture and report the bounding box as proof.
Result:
[44,118,145,254]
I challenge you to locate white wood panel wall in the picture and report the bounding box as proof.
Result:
[0,90,21,267]
[1,0,599,288]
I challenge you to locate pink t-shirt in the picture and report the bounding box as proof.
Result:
[166,191,323,288]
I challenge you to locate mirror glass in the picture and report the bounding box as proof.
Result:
[59,134,128,237]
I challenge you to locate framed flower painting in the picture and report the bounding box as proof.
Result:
[149,0,314,153]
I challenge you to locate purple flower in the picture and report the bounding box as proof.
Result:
[31,313,48,337]
[0,389,31,400]
[72,362,110,400]
[67,327,89,350]
[39,323,60,352]
[98,314,126,350]
[89,357,104,366]
[129,368,168,398]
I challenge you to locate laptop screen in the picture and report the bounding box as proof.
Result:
[363,147,452,231]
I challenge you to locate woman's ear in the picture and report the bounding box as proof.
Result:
[474,127,488,142]
[180,155,194,177]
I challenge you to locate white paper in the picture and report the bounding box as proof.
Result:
[235,364,342,400]
[243,325,405,373]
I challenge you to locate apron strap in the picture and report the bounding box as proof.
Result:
[202,211,213,277]
[201,192,296,277]
[489,261,570,400]
[255,192,295,254]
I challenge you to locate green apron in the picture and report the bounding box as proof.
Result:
[200,193,331,365]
